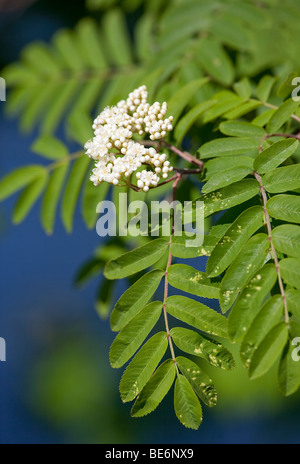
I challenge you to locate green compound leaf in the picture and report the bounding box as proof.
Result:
[254,139,298,174]
[199,137,259,159]
[220,234,270,313]
[110,270,164,332]
[166,295,228,338]
[171,328,235,371]
[207,206,264,278]
[249,323,289,380]
[262,164,300,194]
[228,264,278,342]
[267,195,300,224]
[131,360,176,418]
[0,166,47,202]
[168,264,220,299]
[240,295,284,369]
[120,332,168,403]
[267,98,300,134]
[174,374,203,430]
[110,301,162,369]
[176,356,217,408]
[280,258,300,289]
[272,225,300,258]
[104,239,169,280]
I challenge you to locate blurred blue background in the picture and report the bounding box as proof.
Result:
[0,0,300,444]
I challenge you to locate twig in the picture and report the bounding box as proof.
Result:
[254,172,289,325]
[162,173,182,370]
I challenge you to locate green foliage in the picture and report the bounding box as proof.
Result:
[2,0,300,431]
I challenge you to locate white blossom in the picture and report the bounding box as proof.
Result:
[85,86,174,192]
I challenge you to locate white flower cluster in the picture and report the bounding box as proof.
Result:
[85,86,174,192]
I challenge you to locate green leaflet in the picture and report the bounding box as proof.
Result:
[200,180,260,219]
[249,323,289,380]
[170,234,213,259]
[252,109,276,127]
[207,206,264,278]
[226,2,269,28]
[135,14,154,62]
[240,295,284,369]
[120,332,168,403]
[267,98,300,134]
[61,155,91,233]
[262,164,300,194]
[175,100,216,143]
[75,18,108,69]
[202,167,252,194]
[13,173,48,224]
[31,135,68,160]
[273,225,300,258]
[256,75,276,102]
[167,78,209,123]
[224,100,262,120]
[176,357,217,408]
[68,111,94,146]
[278,331,300,397]
[104,239,169,280]
[233,78,252,99]
[110,301,162,368]
[219,121,266,138]
[202,94,244,124]
[131,360,176,418]
[204,156,254,181]
[254,139,299,174]
[280,259,300,289]
[171,328,235,371]
[110,270,164,332]
[267,195,300,224]
[199,137,259,159]
[286,290,300,321]
[228,264,278,342]
[103,9,132,67]
[220,234,270,313]
[0,166,47,202]
[74,257,105,287]
[95,278,115,320]
[82,180,109,229]
[41,162,69,235]
[166,295,228,338]
[168,264,220,300]
[170,227,227,259]
[211,15,253,51]
[174,374,203,430]
[197,37,234,86]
